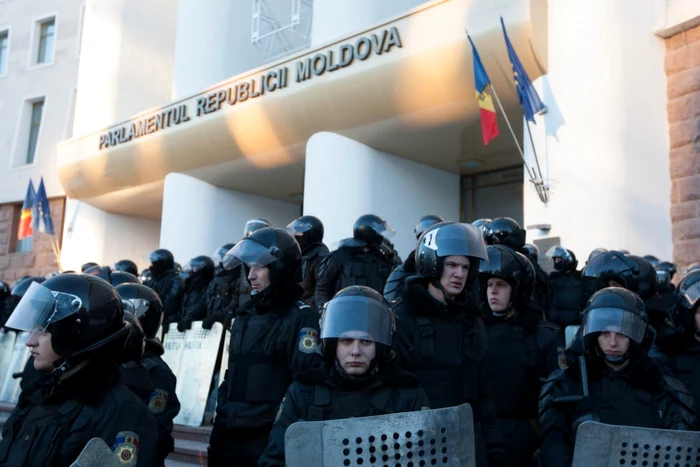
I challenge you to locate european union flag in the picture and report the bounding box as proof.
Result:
[501,17,546,123]
[33,177,55,235]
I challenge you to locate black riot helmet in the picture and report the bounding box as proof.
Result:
[581,287,652,364]
[687,263,700,275]
[625,255,658,301]
[113,259,139,276]
[11,276,45,298]
[244,218,271,238]
[0,280,9,297]
[581,250,641,294]
[223,227,302,286]
[643,255,660,267]
[138,269,152,284]
[485,217,526,249]
[677,271,700,333]
[84,265,112,282]
[212,243,235,268]
[414,214,445,240]
[416,222,488,290]
[471,218,492,240]
[656,269,672,292]
[587,248,608,264]
[656,261,677,280]
[182,255,215,282]
[353,214,395,247]
[110,271,140,287]
[287,215,324,250]
[546,246,578,272]
[519,243,540,266]
[115,283,164,340]
[319,286,395,364]
[479,245,535,312]
[120,312,146,363]
[81,262,98,272]
[149,249,175,275]
[5,274,129,364]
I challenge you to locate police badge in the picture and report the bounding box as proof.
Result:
[297,327,319,354]
[148,389,168,415]
[112,431,139,465]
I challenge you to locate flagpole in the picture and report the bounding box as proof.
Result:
[488,83,547,201]
[524,120,548,202]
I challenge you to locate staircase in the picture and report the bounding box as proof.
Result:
[0,402,210,466]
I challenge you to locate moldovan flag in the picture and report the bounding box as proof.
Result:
[468,34,499,145]
[17,180,36,240]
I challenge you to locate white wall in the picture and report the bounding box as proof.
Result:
[304,132,460,259]
[311,0,430,46]
[171,0,264,99]
[160,173,301,265]
[72,0,178,136]
[0,0,83,202]
[523,0,672,261]
[60,198,161,272]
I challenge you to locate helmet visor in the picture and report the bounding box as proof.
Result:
[546,246,568,259]
[5,282,82,333]
[422,223,488,262]
[211,249,224,266]
[286,219,313,236]
[181,260,203,274]
[581,307,647,344]
[679,279,700,311]
[371,220,396,240]
[320,295,393,346]
[222,239,280,271]
[122,298,150,319]
[244,219,269,237]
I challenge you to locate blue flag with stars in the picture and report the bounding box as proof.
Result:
[501,17,546,123]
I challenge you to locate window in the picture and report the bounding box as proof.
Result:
[37,18,55,64]
[0,30,8,75]
[26,100,44,164]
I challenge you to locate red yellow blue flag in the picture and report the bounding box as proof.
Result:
[467,34,499,145]
[17,180,36,240]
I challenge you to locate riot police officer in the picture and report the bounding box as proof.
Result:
[539,287,696,467]
[472,218,492,239]
[258,286,430,466]
[203,243,238,329]
[208,228,322,466]
[664,270,700,407]
[117,283,180,466]
[383,214,444,302]
[286,215,329,307]
[176,255,215,331]
[146,249,185,328]
[0,280,12,328]
[546,246,586,329]
[656,261,678,313]
[392,222,504,467]
[0,274,158,466]
[114,259,139,276]
[110,271,140,287]
[80,261,98,272]
[479,245,562,467]
[315,214,395,307]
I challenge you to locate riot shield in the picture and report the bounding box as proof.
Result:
[0,332,30,402]
[70,438,121,466]
[572,421,700,467]
[565,325,580,346]
[285,403,475,466]
[0,331,16,396]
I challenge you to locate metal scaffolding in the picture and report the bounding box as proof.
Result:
[251,0,313,62]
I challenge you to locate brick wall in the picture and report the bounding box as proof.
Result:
[0,198,66,284]
[667,24,700,269]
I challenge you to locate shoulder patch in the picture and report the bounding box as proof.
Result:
[112,431,139,465]
[148,389,168,414]
[389,297,403,308]
[296,301,312,310]
[298,327,319,354]
[557,347,568,369]
[274,396,286,424]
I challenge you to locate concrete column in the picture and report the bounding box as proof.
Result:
[303,132,460,259]
[60,199,161,273]
[172,0,263,99]
[523,0,671,260]
[311,0,429,46]
[160,174,300,264]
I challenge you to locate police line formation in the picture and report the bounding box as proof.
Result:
[0,214,699,466]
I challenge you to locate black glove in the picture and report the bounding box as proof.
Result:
[177,317,193,333]
[202,314,219,330]
[222,312,234,331]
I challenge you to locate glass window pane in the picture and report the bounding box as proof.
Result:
[0,32,8,74]
[26,101,44,164]
[38,20,55,64]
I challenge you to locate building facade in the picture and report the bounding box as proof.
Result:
[0,0,698,281]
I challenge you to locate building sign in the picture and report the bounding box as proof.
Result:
[98,26,402,150]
